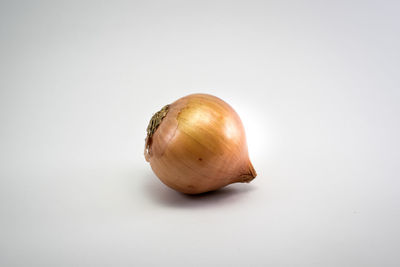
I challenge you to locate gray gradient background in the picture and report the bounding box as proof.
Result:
[1,0,399,266]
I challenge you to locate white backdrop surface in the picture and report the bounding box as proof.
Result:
[0,0,399,266]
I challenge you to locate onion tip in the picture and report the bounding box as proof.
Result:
[239,162,257,183]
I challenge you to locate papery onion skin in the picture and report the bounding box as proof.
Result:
[145,93,256,194]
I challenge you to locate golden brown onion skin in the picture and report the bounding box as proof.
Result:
[145,94,256,194]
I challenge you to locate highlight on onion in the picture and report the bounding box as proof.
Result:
[144,93,257,194]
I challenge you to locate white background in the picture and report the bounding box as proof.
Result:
[1,0,399,266]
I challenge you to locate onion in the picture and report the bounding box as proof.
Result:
[144,93,257,194]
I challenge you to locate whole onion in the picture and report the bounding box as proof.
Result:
[144,93,257,194]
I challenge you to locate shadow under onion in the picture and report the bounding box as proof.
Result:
[143,173,255,208]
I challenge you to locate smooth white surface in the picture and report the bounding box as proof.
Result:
[1,0,399,266]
